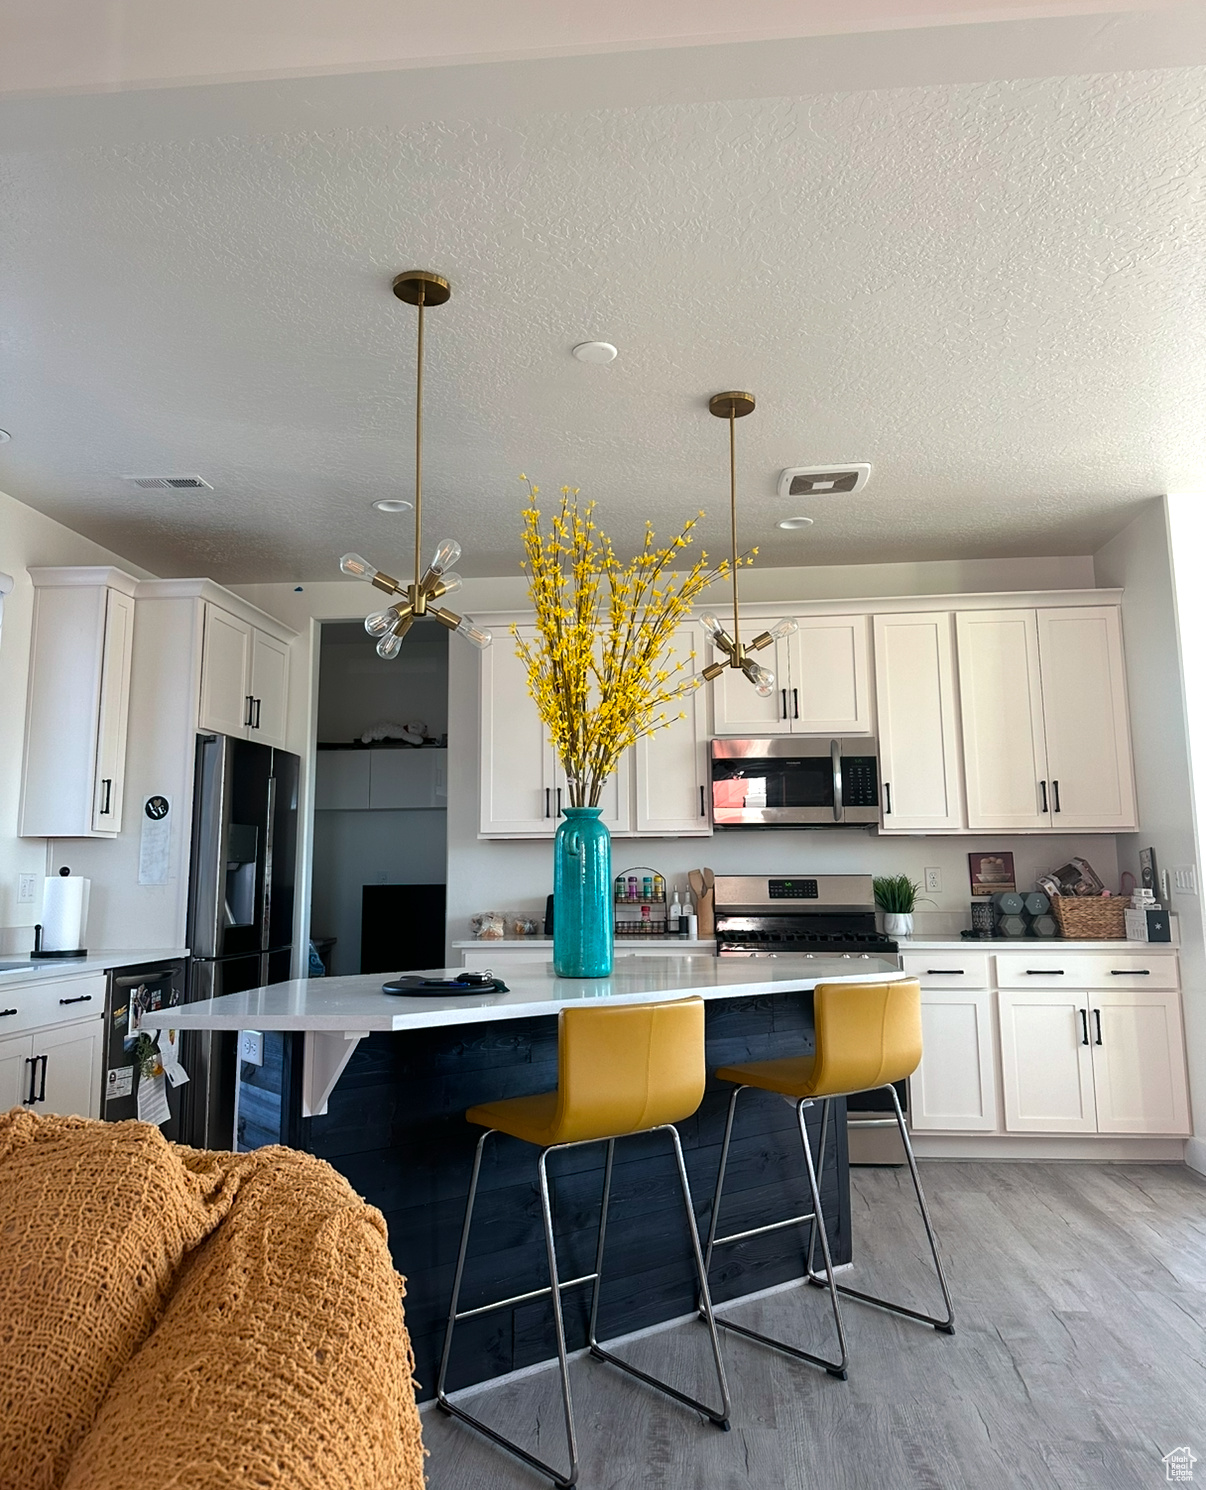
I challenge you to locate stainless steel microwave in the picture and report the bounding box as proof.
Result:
[710,738,881,828]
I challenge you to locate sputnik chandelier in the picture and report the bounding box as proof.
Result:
[340,270,491,658]
[698,391,796,694]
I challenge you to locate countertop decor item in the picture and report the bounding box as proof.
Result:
[469,911,506,940]
[516,482,730,975]
[699,391,798,694]
[339,269,491,659]
[968,851,1015,896]
[873,873,924,939]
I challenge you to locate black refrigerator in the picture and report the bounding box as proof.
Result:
[184,734,299,1149]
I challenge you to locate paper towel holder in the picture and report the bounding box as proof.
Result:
[30,866,88,960]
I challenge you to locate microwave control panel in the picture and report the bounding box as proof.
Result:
[842,757,879,807]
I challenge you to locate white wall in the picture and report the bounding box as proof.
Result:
[1151,496,1206,1169]
[318,620,448,743]
[0,487,154,953]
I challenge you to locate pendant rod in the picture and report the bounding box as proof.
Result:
[729,407,740,654]
[414,286,425,596]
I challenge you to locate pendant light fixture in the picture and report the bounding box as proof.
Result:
[339,270,491,659]
[699,391,796,694]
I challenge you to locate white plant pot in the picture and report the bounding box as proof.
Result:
[884,912,914,938]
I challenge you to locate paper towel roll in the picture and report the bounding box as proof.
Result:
[41,875,90,952]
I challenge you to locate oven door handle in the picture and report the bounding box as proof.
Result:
[831,739,843,822]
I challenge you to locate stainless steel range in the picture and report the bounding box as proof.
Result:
[713,874,896,959]
[713,873,906,1165]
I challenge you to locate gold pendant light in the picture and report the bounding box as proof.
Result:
[699,390,796,693]
[339,270,491,658]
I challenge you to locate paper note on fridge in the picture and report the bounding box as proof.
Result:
[136,1071,172,1126]
[158,1028,190,1087]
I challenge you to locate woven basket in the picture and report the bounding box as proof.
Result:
[1051,895,1127,940]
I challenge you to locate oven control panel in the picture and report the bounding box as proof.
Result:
[768,878,818,899]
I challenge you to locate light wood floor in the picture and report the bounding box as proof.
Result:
[420,1161,1206,1489]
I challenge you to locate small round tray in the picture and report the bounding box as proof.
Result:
[381,974,510,997]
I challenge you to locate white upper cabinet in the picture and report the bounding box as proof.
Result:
[1035,607,1137,830]
[199,602,290,746]
[712,614,871,736]
[956,609,1050,830]
[479,625,560,835]
[874,612,965,831]
[634,626,711,836]
[21,569,138,838]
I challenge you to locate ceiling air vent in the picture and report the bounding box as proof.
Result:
[776,464,871,500]
[122,474,213,490]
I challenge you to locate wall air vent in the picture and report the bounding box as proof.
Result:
[122,474,213,490]
[776,463,871,500]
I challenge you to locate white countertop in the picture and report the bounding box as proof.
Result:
[0,948,189,986]
[897,937,1176,952]
[138,955,903,1034]
[453,938,717,953]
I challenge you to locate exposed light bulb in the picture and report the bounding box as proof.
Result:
[678,674,707,693]
[769,617,799,640]
[434,571,463,599]
[699,612,724,642]
[340,553,378,581]
[364,609,396,637]
[742,659,775,697]
[376,630,404,660]
[455,615,492,649]
[429,539,462,575]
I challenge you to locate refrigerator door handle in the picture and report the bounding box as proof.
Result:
[261,773,277,953]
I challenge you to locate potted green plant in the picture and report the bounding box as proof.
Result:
[873,874,924,939]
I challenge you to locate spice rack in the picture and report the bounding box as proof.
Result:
[614,866,667,937]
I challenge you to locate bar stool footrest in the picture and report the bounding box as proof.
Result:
[711,1313,847,1378]
[588,1342,730,1427]
[436,1396,578,1488]
[807,1272,955,1332]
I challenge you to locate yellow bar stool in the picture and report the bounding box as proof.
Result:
[436,998,731,1488]
[704,978,955,1379]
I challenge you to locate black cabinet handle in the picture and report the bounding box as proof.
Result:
[1052,779,1061,813]
[36,1054,47,1102]
[544,787,551,819]
[700,784,707,818]
[1039,780,1048,813]
[926,969,964,975]
[1079,1009,1089,1046]
[792,687,799,720]
[1026,969,1065,975]
[781,688,788,720]
[556,788,562,817]
[99,777,112,815]
[1093,1009,1103,1046]
[884,782,892,815]
[244,695,255,727]
[1110,968,1150,975]
[58,994,93,1005]
[253,698,262,730]
[23,1057,37,1105]
[0,1008,17,1018]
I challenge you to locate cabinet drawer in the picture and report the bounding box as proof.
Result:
[901,952,990,988]
[0,975,107,1037]
[995,952,1178,989]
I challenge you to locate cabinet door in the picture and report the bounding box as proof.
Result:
[786,615,872,734]
[32,1019,102,1119]
[91,588,136,834]
[1089,990,1191,1135]
[634,626,711,836]
[479,626,558,835]
[199,604,253,738]
[956,610,1050,830]
[710,634,791,736]
[910,988,998,1131]
[874,612,965,831]
[1036,607,1137,830]
[249,629,290,750]
[314,751,371,810]
[370,750,442,809]
[0,1033,33,1109]
[997,989,1096,1133]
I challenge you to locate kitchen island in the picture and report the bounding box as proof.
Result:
[143,955,902,1396]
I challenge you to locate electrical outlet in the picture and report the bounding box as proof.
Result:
[17,873,37,905]
[1172,866,1198,896]
[924,867,942,894]
[239,1030,264,1066]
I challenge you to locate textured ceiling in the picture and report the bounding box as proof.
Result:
[2,59,1205,581]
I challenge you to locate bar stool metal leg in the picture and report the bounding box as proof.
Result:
[436,1130,580,1488]
[806,1084,955,1335]
[588,1128,732,1429]
[703,1085,849,1379]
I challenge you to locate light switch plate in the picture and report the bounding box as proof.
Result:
[17,873,37,905]
[239,1030,264,1066]
[1172,866,1198,895]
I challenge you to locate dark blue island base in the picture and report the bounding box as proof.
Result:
[237,989,851,1400]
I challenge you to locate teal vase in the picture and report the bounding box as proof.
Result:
[553,806,614,977]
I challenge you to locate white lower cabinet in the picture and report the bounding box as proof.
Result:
[1090,989,1190,1135]
[998,989,1096,1133]
[0,1033,30,1109]
[910,987,999,1132]
[0,1017,102,1119]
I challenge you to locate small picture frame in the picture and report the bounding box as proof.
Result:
[968,851,1016,897]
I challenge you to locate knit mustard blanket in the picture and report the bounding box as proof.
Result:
[0,1109,425,1490]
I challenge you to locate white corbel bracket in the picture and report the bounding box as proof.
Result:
[302,1030,369,1117]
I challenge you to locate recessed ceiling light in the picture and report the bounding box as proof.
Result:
[572,341,618,364]
[778,515,815,530]
[0,429,10,444]
[372,498,413,513]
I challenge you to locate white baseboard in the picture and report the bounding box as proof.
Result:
[909,1133,1186,1162]
[1185,1135,1206,1177]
